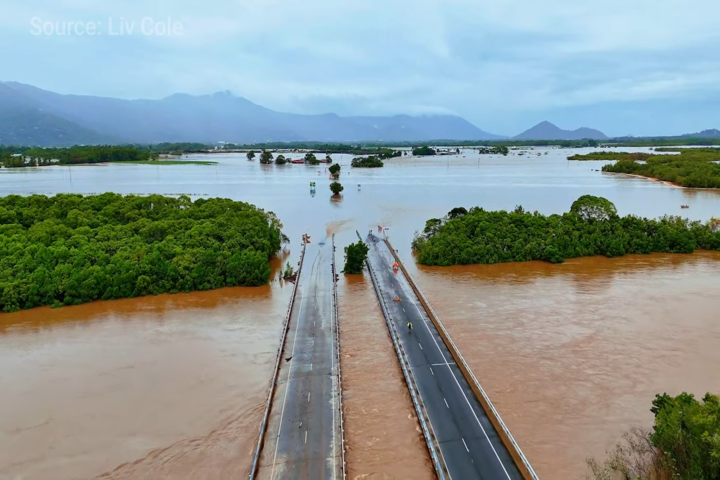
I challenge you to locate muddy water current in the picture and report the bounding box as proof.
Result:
[2,147,720,479]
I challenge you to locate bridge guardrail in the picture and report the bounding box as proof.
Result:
[384,238,540,480]
[359,231,448,480]
[248,241,307,480]
[331,233,347,480]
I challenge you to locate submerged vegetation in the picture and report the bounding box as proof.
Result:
[0,194,285,312]
[1,145,159,167]
[412,195,720,266]
[587,392,720,480]
[569,148,720,188]
[412,146,437,156]
[343,241,369,274]
[351,156,384,168]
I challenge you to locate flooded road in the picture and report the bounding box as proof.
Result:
[2,147,720,479]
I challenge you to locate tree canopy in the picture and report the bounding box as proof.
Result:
[351,156,384,168]
[329,162,341,179]
[0,146,159,168]
[329,181,344,195]
[343,241,369,274]
[259,149,274,164]
[0,194,285,312]
[412,146,436,156]
[412,197,720,266]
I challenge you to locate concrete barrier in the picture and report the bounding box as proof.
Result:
[331,233,347,479]
[384,238,539,480]
[359,231,448,480]
[248,242,307,480]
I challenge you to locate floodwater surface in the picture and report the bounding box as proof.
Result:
[2,147,720,479]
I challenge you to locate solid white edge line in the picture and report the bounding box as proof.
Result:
[269,251,317,480]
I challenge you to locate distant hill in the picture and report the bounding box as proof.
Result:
[680,129,720,138]
[513,121,608,140]
[0,81,502,146]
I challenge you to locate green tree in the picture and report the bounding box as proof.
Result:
[330,181,344,195]
[305,153,320,165]
[650,392,720,479]
[570,195,618,221]
[343,241,369,274]
[275,154,287,165]
[329,162,341,179]
[412,146,436,156]
[259,150,274,164]
[246,150,256,161]
[325,154,333,164]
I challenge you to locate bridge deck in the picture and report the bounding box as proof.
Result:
[255,239,343,480]
[365,233,524,480]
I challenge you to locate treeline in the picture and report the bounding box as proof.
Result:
[570,148,720,188]
[477,145,509,155]
[0,194,285,312]
[1,145,159,168]
[351,156,384,168]
[588,392,720,480]
[412,195,720,266]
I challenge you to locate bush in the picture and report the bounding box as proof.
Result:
[343,241,369,274]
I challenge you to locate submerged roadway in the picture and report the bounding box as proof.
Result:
[255,238,342,480]
[365,232,525,480]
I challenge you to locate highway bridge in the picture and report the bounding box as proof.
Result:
[250,236,345,480]
[362,231,539,480]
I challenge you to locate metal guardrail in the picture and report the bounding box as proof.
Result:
[358,231,448,480]
[383,238,540,480]
[331,233,347,480]
[248,242,307,480]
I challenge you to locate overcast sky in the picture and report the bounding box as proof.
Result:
[2,0,719,136]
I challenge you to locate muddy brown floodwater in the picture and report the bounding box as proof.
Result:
[338,275,434,480]
[3,148,720,479]
[413,251,720,480]
[0,283,292,480]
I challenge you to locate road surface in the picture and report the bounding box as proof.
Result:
[366,233,524,480]
[256,238,342,480]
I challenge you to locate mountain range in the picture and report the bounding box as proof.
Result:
[0,82,503,146]
[1,82,717,146]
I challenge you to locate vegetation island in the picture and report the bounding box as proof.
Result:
[0,193,286,312]
[569,148,720,188]
[351,156,384,168]
[0,145,215,167]
[412,195,720,266]
[589,391,720,480]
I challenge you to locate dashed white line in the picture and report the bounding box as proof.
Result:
[429,367,434,376]
[308,392,310,402]
[402,307,405,312]
[305,430,308,444]
[310,363,313,371]
[444,397,449,408]
[412,301,513,479]
[462,437,469,452]
[418,343,423,350]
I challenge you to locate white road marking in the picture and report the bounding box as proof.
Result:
[402,307,405,312]
[270,252,316,480]
[418,343,423,350]
[305,430,308,444]
[431,362,455,366]
[310,363,313,370]
[444,397,449,408]
[462,437,469,453]
[430,367,434,376]
[308,392,310,402]
[412,301,513,479]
